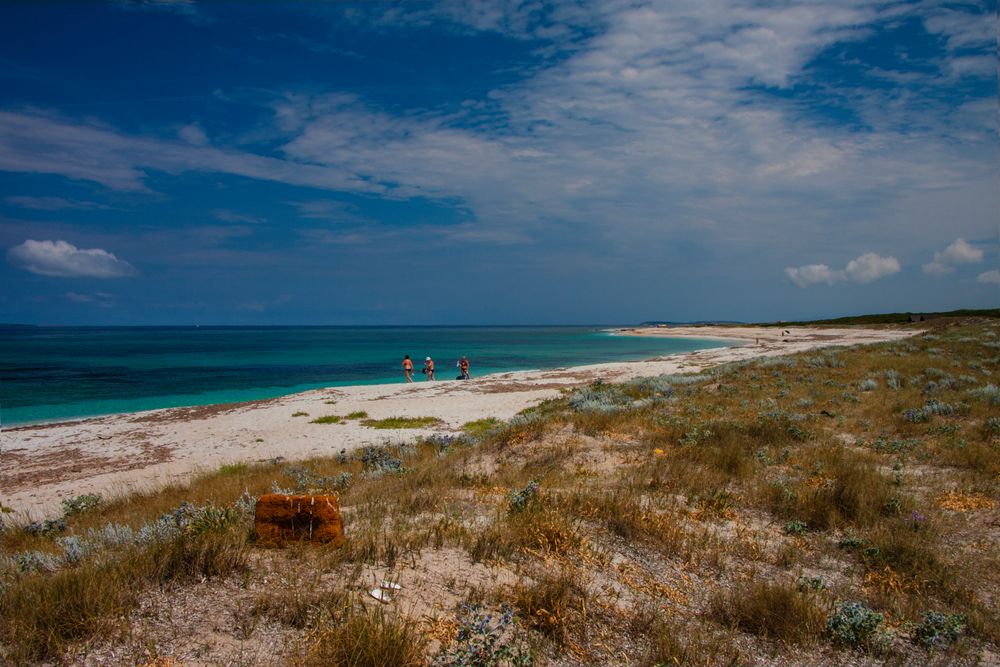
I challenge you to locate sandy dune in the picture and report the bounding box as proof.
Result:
[0,325,918,518]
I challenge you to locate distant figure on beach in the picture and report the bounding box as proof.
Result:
[423,356,435,381]
[458,356,470,380]
[402,355,414,382]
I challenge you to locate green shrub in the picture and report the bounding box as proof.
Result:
[508,480,540,514]
[60,493,101,517]
[783,520,807,535]
[826,600,883,647]
[433,604,532,666]
[913,611,964,648]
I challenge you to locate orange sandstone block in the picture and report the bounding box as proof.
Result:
[254,493,345,547]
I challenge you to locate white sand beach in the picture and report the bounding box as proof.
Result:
[1,325,918,518]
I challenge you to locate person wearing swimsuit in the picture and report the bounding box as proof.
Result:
[424,356,435,381]
[459,356,470,380]
[402,355,414,382]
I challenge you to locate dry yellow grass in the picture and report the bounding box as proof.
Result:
[2,319,998,665]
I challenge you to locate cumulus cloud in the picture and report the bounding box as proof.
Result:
[784,263,841,288]
[786,252,899,287]
[978,270,1000,285]
[8,239,135,278]
[844,252,901,283]
[923,238,984,275]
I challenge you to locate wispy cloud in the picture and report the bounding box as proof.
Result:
[288,199,366,223]
[0,1,994,278]
[299,229,369,245]
[8,239,136,278]
[113,0,213,24]
[213,209,264,224]
[5,196,110,211]
[0,109,381,194]
[923,237,984,275]
[65,291,117,307]
[178,122,209,145]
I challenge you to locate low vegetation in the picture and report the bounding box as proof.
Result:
[309,414,341,424]
[360,416,443,429]
[2,319,997,665]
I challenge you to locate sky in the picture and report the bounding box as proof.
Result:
[0,0,996,325]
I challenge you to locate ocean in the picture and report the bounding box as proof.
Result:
[0,325,733,426]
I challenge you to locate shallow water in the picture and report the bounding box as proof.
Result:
[0,325,732,425]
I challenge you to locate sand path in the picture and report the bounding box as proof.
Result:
[1,325,918,518]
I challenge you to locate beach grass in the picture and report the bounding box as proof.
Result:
[360,416,442,429]
[310,414,341,424]
[2,319,998,664]
[461,417,501,437]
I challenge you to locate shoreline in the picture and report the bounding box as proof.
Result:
[2,329,727,430]
[1,325,919,518]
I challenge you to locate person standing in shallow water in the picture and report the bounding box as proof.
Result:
[423,356,435,381]
[459,356,470,380]
[402,355,414,383]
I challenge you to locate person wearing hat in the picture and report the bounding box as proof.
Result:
[422,356,435,381]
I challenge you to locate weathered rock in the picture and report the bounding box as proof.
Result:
[254,494,344,547]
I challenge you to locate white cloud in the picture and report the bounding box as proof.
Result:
[844,252,901,283]
[785,263,842,288]
[0,110,378,193]
[923,238,984,275]
[290,199,357,221]
[8,239,135,278]
[977,270,1000,285]
[299,229,370,245]
[787,252,899,287]
[113,0,212,24]
[66,291,117,307]
[0,1,993,268]
[5,195,109,211]
[178,122,209,145]
[212,209,264,224]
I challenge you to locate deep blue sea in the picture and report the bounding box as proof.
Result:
[0,326,733,425]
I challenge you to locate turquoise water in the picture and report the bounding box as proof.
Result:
[0,326,733,425]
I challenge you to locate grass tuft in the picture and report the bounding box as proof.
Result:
[709,579,825,643]
[360,416,442,429]
[310,415,341,424]
[297,603,425,667]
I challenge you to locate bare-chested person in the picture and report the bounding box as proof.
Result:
[402,355,414,382]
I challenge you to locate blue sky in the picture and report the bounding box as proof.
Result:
[1,0,996,325]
